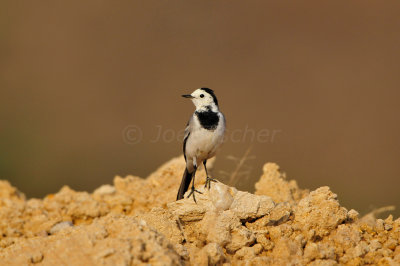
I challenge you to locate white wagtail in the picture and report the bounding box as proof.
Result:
[177,88,226,202]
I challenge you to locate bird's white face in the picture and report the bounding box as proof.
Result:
[191,89,215,109]
[182,88,218,111]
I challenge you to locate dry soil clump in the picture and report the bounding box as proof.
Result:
[0,157,399,265]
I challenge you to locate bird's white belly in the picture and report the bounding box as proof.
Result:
[186,126,224,164]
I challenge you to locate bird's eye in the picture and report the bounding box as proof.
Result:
[200,94,204,98]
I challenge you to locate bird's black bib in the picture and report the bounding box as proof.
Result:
[195,106,219,130]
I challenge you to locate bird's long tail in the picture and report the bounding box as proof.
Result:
[177,168,193,200]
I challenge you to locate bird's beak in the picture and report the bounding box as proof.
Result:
[182,94,194,99]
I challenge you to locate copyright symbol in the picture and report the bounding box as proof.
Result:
[122,125,142,145]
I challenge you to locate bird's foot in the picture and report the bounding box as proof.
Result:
[204,176,217,189]
[187,187,203,203]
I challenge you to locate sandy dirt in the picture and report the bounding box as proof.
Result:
[0,157,399,265]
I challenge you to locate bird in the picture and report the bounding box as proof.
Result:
[177,88,226,202]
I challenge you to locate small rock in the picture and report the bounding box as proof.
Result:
[167,200,207,222]
[173,244,189,261]
[347,209,359,221]
[384,223,393,231]
[230,191,275,221]
[369,239,382,252]
[256,233,274,251]
[255,163,306,204]
[234,246,255,260]
[304,242,335,261]
[93,185,116,196]
[375,219,385,231]
[331,224,361,250]
[203,243,226,265]
[384,238,398,250]
[271,238,303,260]
[49,221,73,235]
[394,246,400,263]
[378,257,397,265]
[268,202,291,225]
[226,227,255,253]
[304,243,319,261]
[294,186,348,237]
[30,251,43,263]
[36,230,48,237]
[252,243,263,255]
[209,182,235,211]
[96,248,115,259]
[378,248,393,257]
[268,226,283,241]
[205,210,239,247]
[294,234,306,248]
[346,241,369,259]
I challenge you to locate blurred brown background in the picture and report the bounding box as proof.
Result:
[1,1,399,217]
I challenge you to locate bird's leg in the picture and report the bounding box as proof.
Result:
[204,160,217,189]
[187,159,202,203]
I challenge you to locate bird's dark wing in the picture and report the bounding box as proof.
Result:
[183,132,190,161]
[183,115,194,161]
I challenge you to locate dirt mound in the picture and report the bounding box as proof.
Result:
[0,157,399,265]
